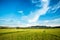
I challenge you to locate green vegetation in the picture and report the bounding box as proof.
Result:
[0,28,60,40]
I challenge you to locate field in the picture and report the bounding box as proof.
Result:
[0,28,60,40]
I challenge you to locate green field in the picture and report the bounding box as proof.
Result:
[0,28,60,40]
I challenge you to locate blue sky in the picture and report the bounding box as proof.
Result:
[0,0,60,27]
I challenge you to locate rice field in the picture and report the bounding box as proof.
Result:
[0,28,60,40]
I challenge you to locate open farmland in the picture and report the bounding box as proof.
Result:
[0,28,60,40]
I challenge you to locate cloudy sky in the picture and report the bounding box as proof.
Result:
[0,0,60,27]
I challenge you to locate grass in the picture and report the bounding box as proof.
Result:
[0,28,60,40]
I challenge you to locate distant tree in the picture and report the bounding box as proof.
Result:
[16,27,20,29]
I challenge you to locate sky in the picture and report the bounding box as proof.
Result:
[0,0,60,27]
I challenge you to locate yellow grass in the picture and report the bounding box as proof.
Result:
[0,28,60,40]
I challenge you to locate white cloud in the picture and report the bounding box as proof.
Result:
[32,0,40,3]
[26,0,49,23]
[18,11,23,13]
[15,0,50,27]
[0,16,22,27]
[0,17,60,27]
[6,0,49,27]
[38,18,60,27]
[42,0,48,2]
[48,1,60,13]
